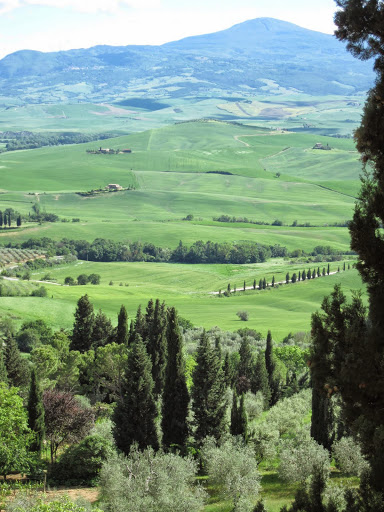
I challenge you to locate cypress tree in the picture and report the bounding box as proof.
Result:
[192,330,227,444]
[230,391,239,435]
[227,283,231,293]
[262,278,266,289]
[115,305,129,345]
[323,267,326,276]
[238,337,253,384]
[298,271,301,281]
[144,298,155,340]
[272,276,275,287]
[92,309,113,348]
[147,299,167,397]
[327,263,330,275]
[265,331,280,406]
[343,262,346,271]
[70,294,95,352]
[259,279,263,290]
[223,352,233,387]
[5,335,29,388]
[317,267,321,277]
[7,212,10,228]
[338,266,340,272]
[238,393,248,442]
[253,279,256,290]
[27,369,45,454]
[307,269,311,279]
[302,270,306,281]
[128,320,135,345]
[251,350,271,408]
[162,307,189,449]
[0,211,2,228]
[113,334,159,453]
[312,268,316,279]
[291,273,297,284]
[243,280,246,291]
[0,345,8,384]
[133,305,146,340]
[16,216,21,227]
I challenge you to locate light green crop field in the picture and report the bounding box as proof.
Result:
[0,261,363,338]
[0,109,365,334]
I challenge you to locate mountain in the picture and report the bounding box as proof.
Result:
[0,18,374,104]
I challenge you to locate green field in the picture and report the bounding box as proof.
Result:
[0,260,363,338]
[0,107,365,334]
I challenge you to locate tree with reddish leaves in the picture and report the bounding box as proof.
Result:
[43,390,94,464]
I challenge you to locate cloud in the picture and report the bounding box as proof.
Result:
[0,0,160,14]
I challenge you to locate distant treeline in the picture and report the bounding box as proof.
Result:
[213,215,351,228]
[2,237,352,264]
[3,237,288,264]
[0,131,118,151]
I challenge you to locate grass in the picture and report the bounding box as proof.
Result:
[0,261,364,338]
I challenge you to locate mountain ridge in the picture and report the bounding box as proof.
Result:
[0,17,374,103]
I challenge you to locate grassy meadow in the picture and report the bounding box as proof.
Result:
[0,103,365,335]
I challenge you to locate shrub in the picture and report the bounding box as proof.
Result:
[332,437,369,476]
[237,311,249,321]
[64,276,76,286]
[50,434,114,485]
[201,436,261,512]
[278,433,330,483]
[99,447,205,512]
[30,286,47,297]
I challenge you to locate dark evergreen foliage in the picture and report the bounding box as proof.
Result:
[147,299,168,396]
[27,369,45,454]
[251,350,271,408]
[115,305,129,345]
[92,309,114,348]
[192,330,227,444]
[161,307,189,449]
[113,334,159,453]
[70,294,95,352]
[4,335,29,387]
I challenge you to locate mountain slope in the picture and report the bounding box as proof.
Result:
[0,18,374,103]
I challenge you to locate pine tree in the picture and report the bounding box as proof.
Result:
[162,307,189,449]
[70,294,95,352]
[251,350,271,408]
[115,305,129,345]
[113,334,159,453]
[147,299,167,396]
[27,369,45,454]
[192,330,227,444]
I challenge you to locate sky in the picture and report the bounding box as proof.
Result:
[0,0,339,59]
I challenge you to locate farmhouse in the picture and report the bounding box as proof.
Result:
[313,142,331,150]
[106,184,123,190]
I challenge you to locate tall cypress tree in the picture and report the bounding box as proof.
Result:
[162,307,189,449]
[238,337,253,389]
[230,392,248,442]
[27,369,45,454]
[113,334,158,453]
[192,330,227,444]
[92,309,113,348]
[251,350,271,408]
[70,294,95,352]
[0,345,8,384]
[115,305,129,345]
[147,299,167,397]
[144,298,155,341]
[5,335,29,388]
[265,331,280,406]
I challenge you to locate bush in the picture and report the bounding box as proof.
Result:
[99,447,206,512]
[64,276,76,286]
[201,436,261,512]
[332,437,369,476]
[50,434,114,485]
[278,433,330,483]
[237,311,249,321]
[30,286,47,297]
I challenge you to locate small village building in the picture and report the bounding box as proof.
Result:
[106,184,123,190]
